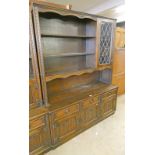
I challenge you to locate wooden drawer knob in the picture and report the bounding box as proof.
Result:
[65,109,69,113]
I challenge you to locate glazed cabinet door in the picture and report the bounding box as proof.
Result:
[29,114,51,155]
[80,96,99,128]
[97,19,115,66]
[100,91,117,118]
[29,11,43,109]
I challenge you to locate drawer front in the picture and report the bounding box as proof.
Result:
[102,88,117,98]
[82,96,99,109]
[103,94,117,102]
[54,104,79,120]
[30,116,45,131]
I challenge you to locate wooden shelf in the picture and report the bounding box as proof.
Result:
[41,33,96,38]
[45,66,112,82]
[44,52,95,57]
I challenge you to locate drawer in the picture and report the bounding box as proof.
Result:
[30,116,45,131]
[102,89,117,97]
[82,96,99,108]
[54,104,79,120]
[103,94,117,102]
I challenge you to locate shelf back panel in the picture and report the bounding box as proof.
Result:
[39,12,96,36]
[47,71,100,95]
[42,37,87,55]
[44,56,87,75]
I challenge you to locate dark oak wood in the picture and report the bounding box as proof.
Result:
[29,1,118,154]
[29,108,51,155]
[29,8,43,110]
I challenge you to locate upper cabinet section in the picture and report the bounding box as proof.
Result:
[32,5,115,82]
[97,19,115,66]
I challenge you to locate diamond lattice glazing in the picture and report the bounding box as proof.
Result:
[99,22,112,64]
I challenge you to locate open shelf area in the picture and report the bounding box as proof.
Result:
[39,12,96,37]
[45,65,111,82]
[45,68,96,82]
[39,11,97,76]
[48,82,116,111]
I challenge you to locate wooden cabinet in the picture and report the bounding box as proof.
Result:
[47,86,117,147]
[112,27,125,95]
[30,1,118,154]
[29,111,51,155]
[115,27,125,48]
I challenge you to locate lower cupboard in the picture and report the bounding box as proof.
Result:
[29,87,118,154]
[29,111,51,155]
[49,87,118,149]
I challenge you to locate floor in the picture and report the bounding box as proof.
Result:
[45,95,125,155]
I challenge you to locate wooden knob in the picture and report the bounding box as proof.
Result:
[65,109,69,113]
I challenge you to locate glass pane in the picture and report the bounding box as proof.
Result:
[99,22,112,64]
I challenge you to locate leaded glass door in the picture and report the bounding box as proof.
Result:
[97,19,114,65]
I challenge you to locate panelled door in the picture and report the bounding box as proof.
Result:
[52,113,79,145]
[100,94,117,118]
[80,96,99,128]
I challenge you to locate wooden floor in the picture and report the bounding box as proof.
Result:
[45,95,125,155]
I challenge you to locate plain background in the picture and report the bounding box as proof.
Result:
[0,0,155,155]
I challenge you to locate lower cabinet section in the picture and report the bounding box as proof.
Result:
[29,114,51,155]
[49,88,118,148]
[29,87,118,154]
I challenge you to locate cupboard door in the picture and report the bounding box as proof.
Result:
[29,115,51,154]
[52,113,79,145]
[97,19,115,66]
[80,98,99,128]
[100,94,117,118]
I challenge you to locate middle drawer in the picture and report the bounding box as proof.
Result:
[54,104,79,120]
[82,95,99,109]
